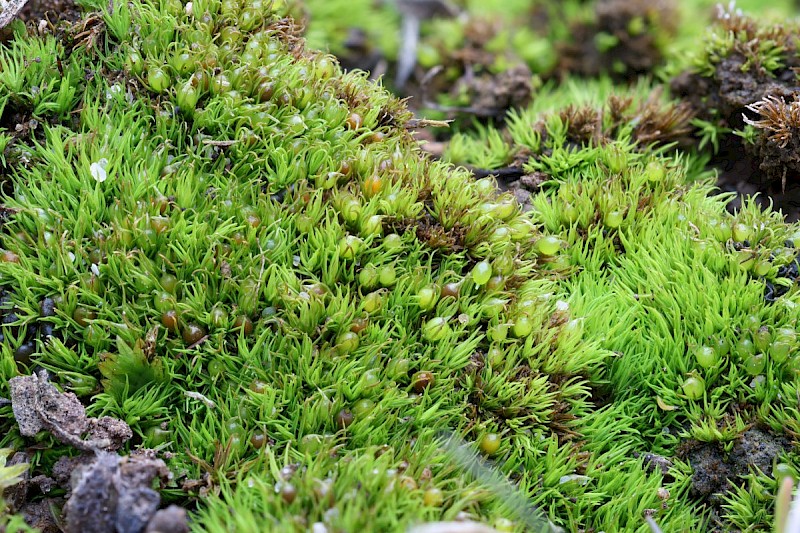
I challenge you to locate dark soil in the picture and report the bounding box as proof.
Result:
[557,0,677,79]
[712,134,800,221]
[17,0,82,25]
[679,427,791,530]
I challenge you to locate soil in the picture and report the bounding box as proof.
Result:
[9,371,133,451]
[4,372,190,532]
[679,427,791,531]
[712,134,800,221]
[62,451,172,533]
[17,0,82,26]
[557,0,677,79]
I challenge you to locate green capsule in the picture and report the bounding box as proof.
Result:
[383,233,403,252]
[378,265,396,287]
[353,398,375,417]
[471,261,492,286]
[416,285,438,311]
[753,259,771,277]
[147,65,171,93]
[535,236,561,256]
[743,353,766,376]
[770,340,792,363]
[336,331,359,355]
[694,345,717,369]
[512,315,534,338]
[126,50,144,76]
[360,215,383,237]
[604,210,624,229]
[387,357,410,379]
[682,375,705,400]
[423,317,451,342]
[176,80,200,111]
[481,297,507,319]
[753,326,772,352]
[170,50,194,76]
[362,291,383,314]
[339,235,363,260]
[732,223,751,243]
[735,338,756,358]
[645,161,666,183]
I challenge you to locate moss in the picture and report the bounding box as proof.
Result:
[0,1,799,532]
[669,4,800,194]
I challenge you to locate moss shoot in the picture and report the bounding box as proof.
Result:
[0,0,800,532]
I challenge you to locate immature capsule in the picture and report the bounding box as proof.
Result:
[416,285,438,311]
[512,315,534,338]
[604,210,624,229]
[177,81,200,111]
[471,261,492,286]
[535,236,562,256]
[732,223,751,243]
[423,488,443,507]
[743,353,766,376]
[753,326,772,352]
[423,317,450,342]
[126,50,144,76]
[682,375,705,400]
[358,265,379,289]
[336,331,359,355]
[147,65,171,93]
[479,433,501,455]
[378,265,396,287]
[771,328,797,363]
[645,161,666,183]
[361,215,383,237]
[694,345,718,369]
[73,307,96,327]
[171,50,194,75]
[339,235,363,260]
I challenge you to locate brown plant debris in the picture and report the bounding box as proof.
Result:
[669,6,800,201]
[9,370,133,451]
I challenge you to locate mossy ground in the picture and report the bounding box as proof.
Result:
[1,0,800,532]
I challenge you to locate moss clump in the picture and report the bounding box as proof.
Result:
[670,4,800,193]
[0,0,800,532]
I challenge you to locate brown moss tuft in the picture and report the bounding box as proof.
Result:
[742,94,800,188]
[539,88,694,148]
[744,95,800,150]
